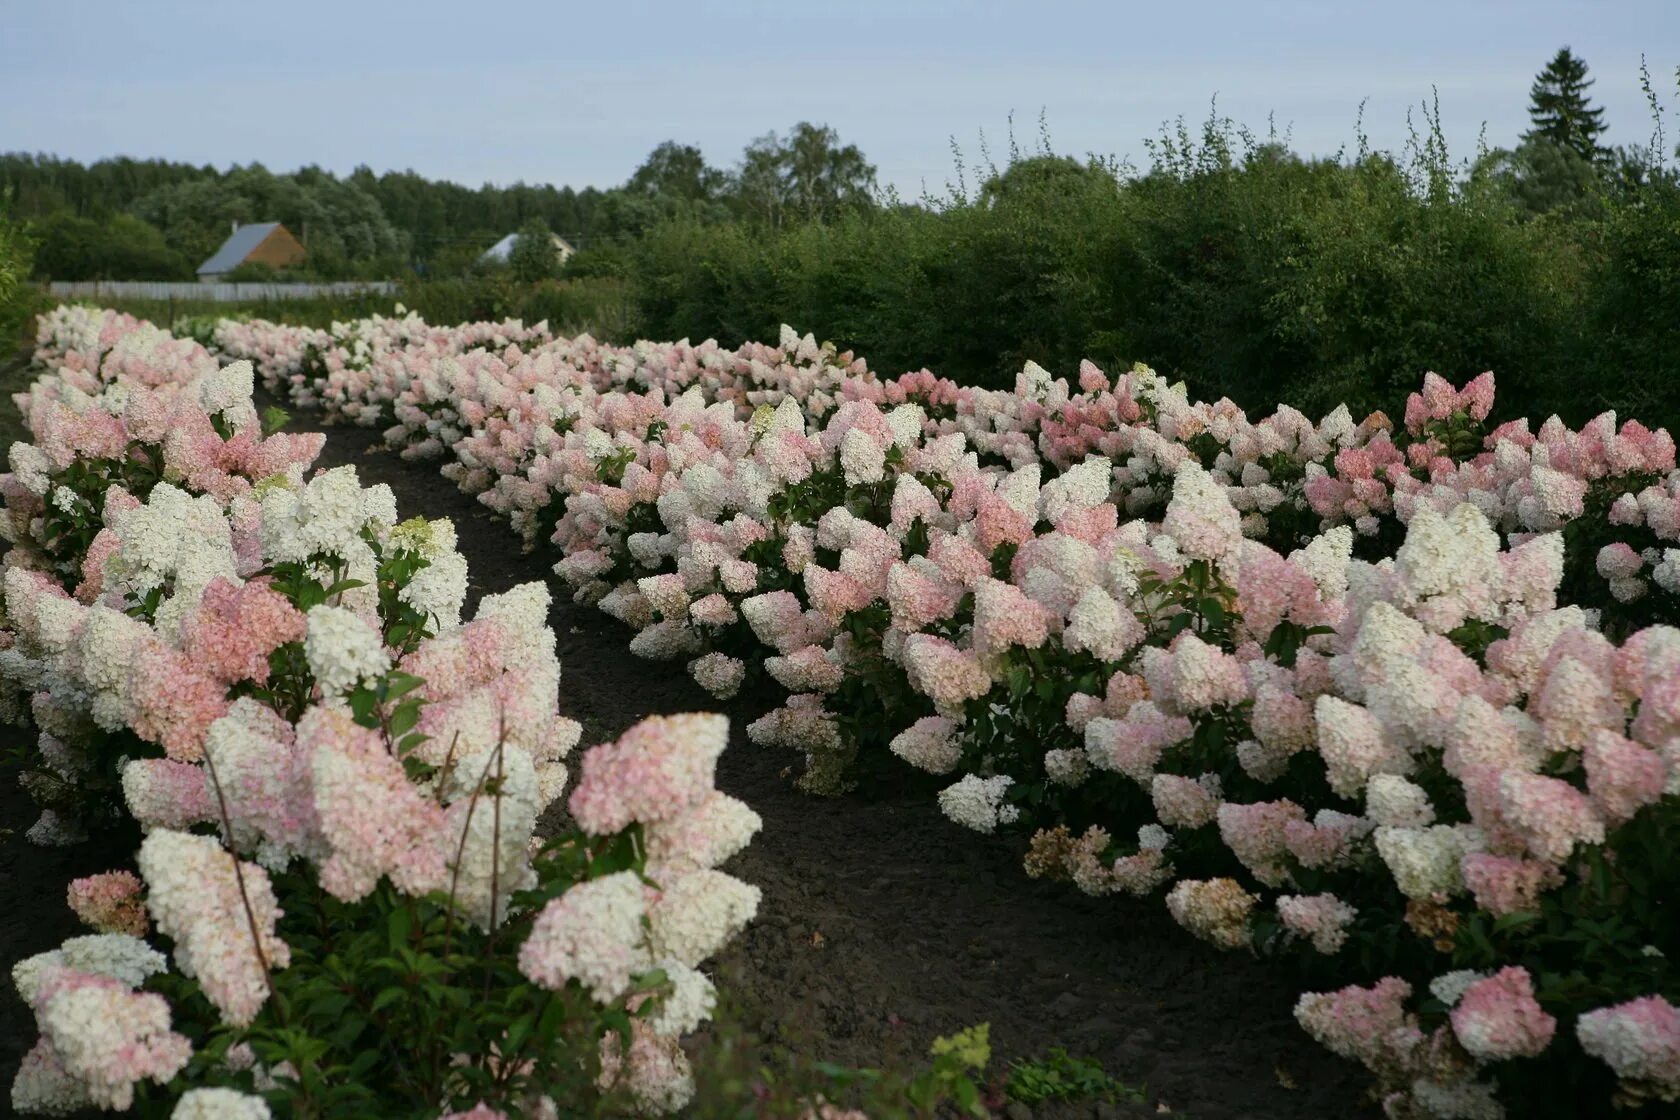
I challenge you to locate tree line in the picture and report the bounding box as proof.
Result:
[3,49,1677,427]
[606,49,1680,427]
[0,122,877,282]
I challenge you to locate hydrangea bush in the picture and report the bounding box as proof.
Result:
[4,308,767,1116]
[111,305,1680,1115]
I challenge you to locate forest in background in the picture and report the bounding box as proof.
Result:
[2,49,1677,425]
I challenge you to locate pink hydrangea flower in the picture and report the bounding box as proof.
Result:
[568,713,728,835]
[66,871,147,937]
[1576,996,1680,1103]
[1460,852,1562,916]
[178,577,308,686]
[1449,967,1556,1061]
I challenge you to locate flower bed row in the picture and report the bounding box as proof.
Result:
[56,304,1680,1116]
[1,307,770,1116]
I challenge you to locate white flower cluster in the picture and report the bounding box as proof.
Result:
[645,870,762,968]
[441,747,541,931]
[687,652,745,699]
[193,360,259,429]
[13,935,168,1003]
[886,716,961,774]
[1373,824,1473,900]
[105,483,239,636]
[303,605,391,696]
[137,829,291,1028]
[391,517,470,630]
[936,774,1019,834]
[173,1087,273,1119]
[1364,774,1436,829]
[518,870,648,1003]
[261,466,397,611]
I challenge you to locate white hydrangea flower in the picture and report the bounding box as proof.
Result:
[442,747,540,931]
[194,360,256,421]
[885,403,926,448]
[1365,774,1436,829]
[1290,525,1354,601]
[1429,969,1488,1008]
[9,441,53,496]
[1137,824,1171,851]
[260,466,396,565]
[389,518,468,631]
[645,870,761,968]
[173,1088,273,1119]
[105,482,238,600]
[838,427,885,486]
[1064,585,1138,662]
[937,774,1019,834]
[303,605,391,696]
[643,959,717,1038]
[1044,748,1090,787]
[1374,824,1465,899]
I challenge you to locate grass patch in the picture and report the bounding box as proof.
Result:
[1006,1048,1145,1106]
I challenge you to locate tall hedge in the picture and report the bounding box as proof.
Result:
[624,143,1679,428]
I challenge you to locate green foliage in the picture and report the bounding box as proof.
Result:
[622,91,1680,428]
[1483,137,1604,216]
[130,165,407,276]
[1006,1049,1142,1106]
[29,210,190,280]
[222,260,288,282]
[687,1019,993,1119]
[0,191,37,346]
[627,140,728,204]
[732,122,878,227]
[1590,175,1680,417]
[141,814,662,1118]
[507,218,561,283]
[1526,47,1608,163]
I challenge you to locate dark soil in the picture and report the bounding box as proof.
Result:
[0,404,1379,1119]
[0,762,130,1105]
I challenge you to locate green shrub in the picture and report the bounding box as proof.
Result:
[29,211,190,281]
[0,194,40,350]
[620,110,1674,428]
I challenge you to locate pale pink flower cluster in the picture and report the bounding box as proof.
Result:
[1448,967,1556,1062]
[1576,996,1680,1104]
[519,713,761,1112]
[137,829,291,1028]
[1294,977,1423,1080]
[66,871,147,936]
[1276,893,1357,954]
[12,962,191,1113]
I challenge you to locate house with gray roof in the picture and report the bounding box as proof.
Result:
[197,222,307,280]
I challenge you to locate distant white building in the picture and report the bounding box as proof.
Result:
[481,231,576,266]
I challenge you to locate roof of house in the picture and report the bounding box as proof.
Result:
[480,231,576,262]
[197,222,284,275]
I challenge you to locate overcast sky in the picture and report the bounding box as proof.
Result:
[4,1,1676,198]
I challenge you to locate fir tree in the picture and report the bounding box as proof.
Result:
[1525,47,1608,163]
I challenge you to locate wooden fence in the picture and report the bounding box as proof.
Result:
[47,281,399,302]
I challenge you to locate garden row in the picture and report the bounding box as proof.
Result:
[187,301,1680,1118]
[0,308,781,1117]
